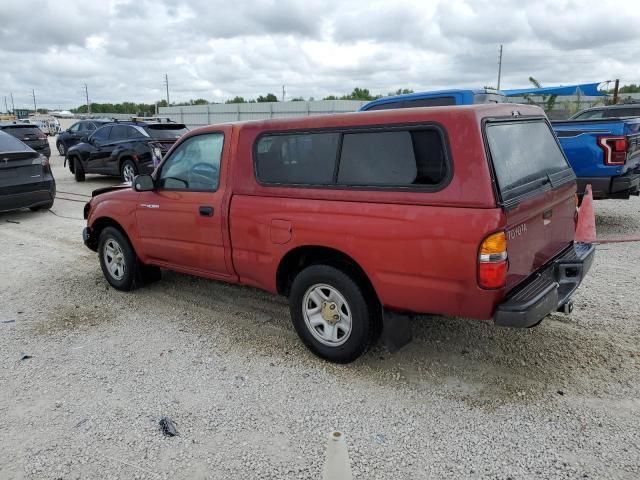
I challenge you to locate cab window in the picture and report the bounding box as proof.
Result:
[69,123,81,133]
[90,126,111,143]
[158,133,224,191]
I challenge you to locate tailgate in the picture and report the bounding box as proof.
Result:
[485,119,577,290]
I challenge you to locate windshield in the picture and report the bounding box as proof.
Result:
[143,124,189,139]
[1,126,44,138]
[486,120,573,202]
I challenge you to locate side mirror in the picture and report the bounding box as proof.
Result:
[80,136,89,143]
[133,174,155,191]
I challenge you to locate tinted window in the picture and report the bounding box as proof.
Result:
[127,126,147,138]
[0,131,32,152]
[603,108,640,118]
[68,123,81,133]
[486,121,573,202]
[109,125,129,140]
[79,122,95,131]
[159,133,223,191]
[91,126,111,142]
[144,124,189,139]
[338,130,447,186]
[573,110,604,120]
[256,133,340,184]
[366,97,456,111]
[1,126,43,138]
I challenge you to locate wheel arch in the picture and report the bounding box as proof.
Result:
[88,216,131,252]
[275,245,379,304]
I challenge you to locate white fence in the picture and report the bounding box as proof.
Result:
[158,100,367,129]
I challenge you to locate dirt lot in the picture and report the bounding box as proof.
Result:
[1,137,639,479]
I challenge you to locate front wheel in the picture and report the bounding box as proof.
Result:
[289,265,380,363]
[98,227,138,291]
[57,142,66,156]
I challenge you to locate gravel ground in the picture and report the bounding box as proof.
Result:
[1,137,639,479]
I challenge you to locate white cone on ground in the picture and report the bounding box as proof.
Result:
[322,431,353,480]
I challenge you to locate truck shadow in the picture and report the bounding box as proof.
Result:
[135,271,637,409]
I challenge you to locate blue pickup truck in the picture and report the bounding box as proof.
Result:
[552,115,640,199]
[361,91,640,200]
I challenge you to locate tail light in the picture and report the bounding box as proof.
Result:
[597,136,627,166]
[37,133,47,140]
[478,231,508,289]
[32,155,49,167]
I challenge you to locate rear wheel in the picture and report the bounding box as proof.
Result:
[74,157,85,182]
[57,142,66,156]
[98,227,138,291]
[121,159,138,183]
[289,264,380,363]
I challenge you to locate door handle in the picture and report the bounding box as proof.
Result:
[199,206,214,217]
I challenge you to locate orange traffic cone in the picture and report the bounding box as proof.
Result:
[575,184,596,243]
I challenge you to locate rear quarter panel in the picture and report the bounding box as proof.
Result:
[553,119,640,176]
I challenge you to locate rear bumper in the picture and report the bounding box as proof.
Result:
[577,172,640,199]
[494,242,595,328]
[0,186,55,213]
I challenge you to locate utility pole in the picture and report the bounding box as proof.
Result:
[164,74,170,105]
[3,96,8,114]
[84,83,90,115]
[497,44,503,90]
[32,89,37,113]
[612,78,620,105]
[10,92,15,114]
[282,85,285,102]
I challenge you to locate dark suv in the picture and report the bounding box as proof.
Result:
[66,120,189,183]
[0,122,51,158]
[570,104,640,120]
[56,119,111,156]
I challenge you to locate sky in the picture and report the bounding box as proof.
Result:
[1,0,639,110]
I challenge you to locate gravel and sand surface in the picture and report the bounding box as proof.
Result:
[1,137,639,479]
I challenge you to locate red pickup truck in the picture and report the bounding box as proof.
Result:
[82,104,594,363]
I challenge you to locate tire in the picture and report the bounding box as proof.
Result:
[98,227,138,291]
[120,159,138,183]
[29,201,54,212]
[57,142,66,156]
[74,157,85,182]
[289,265,380,363]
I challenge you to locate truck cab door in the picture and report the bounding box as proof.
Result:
[86,125,113,172]
[135,130,231,277]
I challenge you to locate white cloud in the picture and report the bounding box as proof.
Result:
[1,0,639,109]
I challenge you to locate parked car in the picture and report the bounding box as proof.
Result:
[56,119,111,156]
[570,103,640,120]
[66,120,189,183]
[82,104,594,363]
[359,88,506,111]
[0,121,51,158]
[0,131,55,213]
[552,117,640,199]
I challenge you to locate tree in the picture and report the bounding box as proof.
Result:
[323,95,338,100]
[390,88,414,96]
[291,97,305,102]
[256,93,278,103]
[190,98,209,105]
[523,77,557,113]
[225,96,246,104]
[340,87,382,101]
